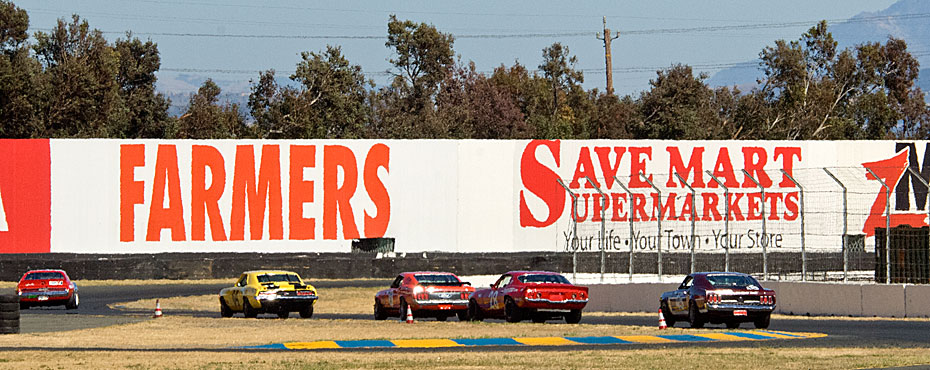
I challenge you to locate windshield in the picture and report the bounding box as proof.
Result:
[518,274,570,284]
[24,272,64,280]
[415,274,462,286]
[707,274,759,289]
[256,274,302,284]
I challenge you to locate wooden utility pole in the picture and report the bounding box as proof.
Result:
[596,17,620,95]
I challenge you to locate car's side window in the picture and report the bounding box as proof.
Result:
[390,276,403,288]
[679,276,693,290]
[496,275,512,288]
[235,275,248,287]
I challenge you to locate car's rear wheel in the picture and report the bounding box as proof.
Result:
[219,298,233,318]
[754,314,771,329]
[467,299,483,321]
[299,304,314,319]
[65,293,79,310]
[726,320,740,329]
[373,300,388,320]
[688,301,704,328]
[661,301,676,327]
[504,298,522,323]
[277,311,289,319]
[565,309,582,324]
[242,298,258,318]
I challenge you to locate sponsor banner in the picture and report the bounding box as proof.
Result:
[0,139,926,254]
[0,139,51,253]
[517,140,928,254]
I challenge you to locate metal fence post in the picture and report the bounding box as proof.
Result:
[674,173,697,274]
[741,170,767,280]
[907,167,930,284]
[583,176,607,282]
[706,171,730,272]
[781,170,806,281]
[641,174,662,278]
[614,176,635,281]
[556,179,580,281]
[823,168,847,282]
[865,167,891,284]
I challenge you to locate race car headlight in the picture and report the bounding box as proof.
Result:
[413,286,424,294]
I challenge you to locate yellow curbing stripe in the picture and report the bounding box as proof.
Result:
[514,337,578,346]
[617,335,675,343]
[284,341,340,350]
[694,333,749,341]
[392,339,463,348]
[747,331,800,339]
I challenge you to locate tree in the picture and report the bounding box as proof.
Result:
[637,64,720,139]
[435,61,528,139]
[385,15,455,108]
[175,79,247,139]
[539,43,584,114]
[756,21,929,139]
[249,46,372,139]
[33,15,125,137]
[114,34,172,138]
[0,0,41,138]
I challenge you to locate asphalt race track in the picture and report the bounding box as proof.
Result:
[9,280,930,351]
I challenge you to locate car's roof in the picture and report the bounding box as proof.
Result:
[403,271,459,276]
[695,271,752,276]
[243,270,299,275]
[505,271,562,276]
[24,269,67,274]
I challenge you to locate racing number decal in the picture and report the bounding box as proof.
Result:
[489,290,501,310]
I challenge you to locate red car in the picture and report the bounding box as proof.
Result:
[16,269,79,310]
[468,271,588,323]
[660,272,775,329]
[374,272,475,321]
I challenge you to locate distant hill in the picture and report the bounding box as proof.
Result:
[708,0,930,95]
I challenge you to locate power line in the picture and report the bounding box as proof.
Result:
[29,12,930,40]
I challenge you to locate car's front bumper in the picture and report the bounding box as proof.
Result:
[411,299,469,311]
[257,296,318,312]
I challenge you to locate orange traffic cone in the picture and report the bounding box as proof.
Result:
[658,308,667,329]
[405,305,414,324]
[153,299,163,318]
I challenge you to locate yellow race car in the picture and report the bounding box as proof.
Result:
[219,270,318,319]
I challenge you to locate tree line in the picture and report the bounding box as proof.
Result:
[1,1,928,140]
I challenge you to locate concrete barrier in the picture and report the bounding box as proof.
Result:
[587,281,926,318]
[861,284,905,317]
[587,283,679,312]
[767,281,863,317]
[905,285,930,318]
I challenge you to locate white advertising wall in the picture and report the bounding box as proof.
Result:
[0,139,926,254]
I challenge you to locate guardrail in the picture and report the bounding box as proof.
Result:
[586,282,930,318]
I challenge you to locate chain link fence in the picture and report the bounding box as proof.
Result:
[559,166,929,283]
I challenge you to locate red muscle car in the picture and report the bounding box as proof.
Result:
[374,272,475,321]
[17,269,79,310]
[468,271,588,323]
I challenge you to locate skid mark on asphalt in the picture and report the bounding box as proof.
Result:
[239,330,826,350]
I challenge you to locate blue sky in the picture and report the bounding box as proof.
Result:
[20,0,899,97]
